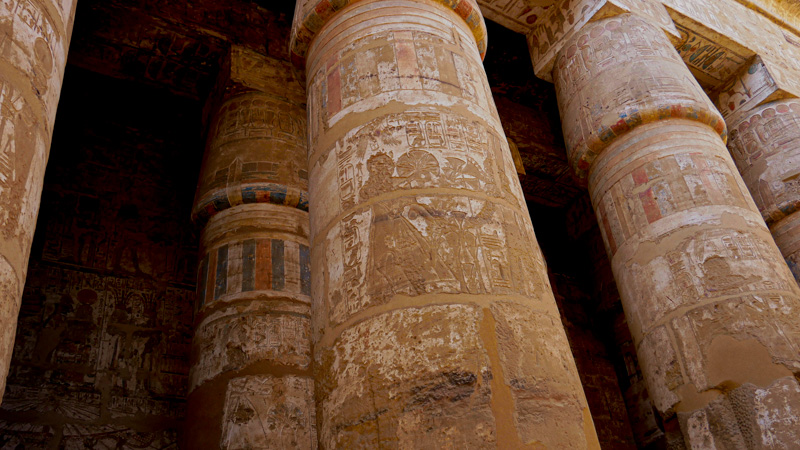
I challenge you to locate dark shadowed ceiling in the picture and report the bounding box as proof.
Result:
[65,0,582,208]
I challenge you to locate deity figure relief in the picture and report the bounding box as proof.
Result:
[359,152,395,201]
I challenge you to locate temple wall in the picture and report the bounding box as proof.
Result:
[0,66,201,448]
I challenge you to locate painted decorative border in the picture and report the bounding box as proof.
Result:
[192,184,310,225]
[290,0,488,70]
[573,104,728,181]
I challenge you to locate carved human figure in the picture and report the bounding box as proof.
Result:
[551,11,800,447]
[292,0,599,447]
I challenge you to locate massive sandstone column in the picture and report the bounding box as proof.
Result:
[0,0,77,400]
[291,0,599,447]
[185,47,316,449]
[718,59,800,284]
[551,12,800,446]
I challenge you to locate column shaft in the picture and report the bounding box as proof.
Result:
[554,13,800,446]
[0,0,76,400]
[728,99,800,283]
[293,0,599,447]
[185,50,316,448]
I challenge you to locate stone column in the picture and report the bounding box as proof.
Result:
[551,12,800,447]
[291,0,599,447]
[184,47,316,449]
[0,0,77,400]
[719,59,800,284]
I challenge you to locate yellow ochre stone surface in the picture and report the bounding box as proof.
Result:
[2,0,800,448]
[0,0,76,402]
[550,8,800,448]
[294,0,599,447]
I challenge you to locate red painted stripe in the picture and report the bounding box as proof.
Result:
[632,166,648,186]
[255,239,272,290]
[639,188,662,224]
[327,66,342,117]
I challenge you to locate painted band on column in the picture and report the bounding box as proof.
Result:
[295,0,600,447]
[554,14,727,181]
[191,91,310,225]
[552,11,800,446]
[290,0,489,70]
[185,48,316,448]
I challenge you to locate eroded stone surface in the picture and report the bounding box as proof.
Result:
[186,47,315,449]
[0,0,75,402]
[221,375,317,449]
[318,305,496,448]
[552,10,800,448]
[727,98,800,284]
[296,0,598,446]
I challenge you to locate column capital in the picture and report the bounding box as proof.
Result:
[212,46,306,108]
[727,98,800,226]
[289,0,488,71]
[714,55,797,125]
[527,0,679,82]
[192,47,309,226]
[553,14,725,182]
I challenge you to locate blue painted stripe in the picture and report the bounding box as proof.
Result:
[271,239,285,291]
[215,245,228,299]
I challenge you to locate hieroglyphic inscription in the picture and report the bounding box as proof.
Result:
[728,100,800,225]
[595,151,751,256]
[307,28,495,144]
[529,0,608,81]
[221,375,316,449]
[0,255,17,397]
[674,23,748,87]
[191,309,311,390]
[210,95,306,149]
[663,0,800,97]
[194,93,309,222]
[0,0,71,122]
[59,425,178,449]
[554,15,717,179]
[528,0,677,81]
[320,110,524,223]
[0,80,43,242]
[5,264,192,436]
[324,195,546,326]
[476,0,546,34]
[619,228,794,336]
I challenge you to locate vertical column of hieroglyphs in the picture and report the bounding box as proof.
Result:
[185,47,316,449]
[291,0,600,447]
[547,6,800,446]
[0,0,76,400]
[718,58,800,285]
